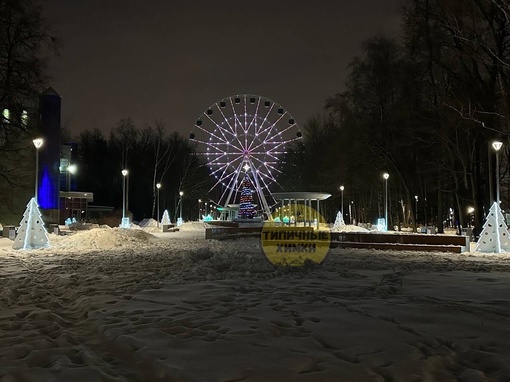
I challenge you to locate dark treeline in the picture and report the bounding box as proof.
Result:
[279,0,510,234]
[73,118,210,222]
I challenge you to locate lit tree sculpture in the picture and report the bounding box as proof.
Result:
[332,211,345,230]
[475,202,510,253]
[238,175,256,219]
[161,210,171,226]
[13,198,49,250]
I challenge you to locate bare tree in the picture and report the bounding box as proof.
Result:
[0,0,58,219]
[404,0,510,233]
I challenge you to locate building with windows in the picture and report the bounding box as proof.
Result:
[37,88,95,224]
[0,91,38,224]
[0,87,95,225]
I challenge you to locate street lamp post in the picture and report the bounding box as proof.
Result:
[126,171,130,215]
[198,199,202,221]
[340,185,344,220]
[414,195,418,227]
[467,206,475,227]
[33,138,43,203]
[67,164,77,191]
[383,173,390,231]
[156,183,161,228]
[121,169,128,227]
[178,191,184,226]
[493,141,503,205]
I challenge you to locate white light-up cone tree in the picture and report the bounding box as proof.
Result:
[475,202,510,253]
[161,210,171,226]
[13,198,49,250]
[476,140,510,253]
[332,211,345,230]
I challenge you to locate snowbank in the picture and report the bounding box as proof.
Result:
[48,226,159,250]
[331,224,370,233]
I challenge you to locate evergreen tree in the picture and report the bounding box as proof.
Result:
[238,175,255,219]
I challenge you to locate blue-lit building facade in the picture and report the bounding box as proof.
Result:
[0,87,93,225]
[37,88,61,220]
[37,88,93,224]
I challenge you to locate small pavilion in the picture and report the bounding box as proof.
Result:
[271,192,331,228]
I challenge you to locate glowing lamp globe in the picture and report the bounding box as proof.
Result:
[492,141,503,151]
[33,138,43,149]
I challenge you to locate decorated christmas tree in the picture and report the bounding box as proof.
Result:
[161,210,171,225]
[475,202,510,253]
[13,198,50,250]
[332,211,345,230]
[238,175,256,219]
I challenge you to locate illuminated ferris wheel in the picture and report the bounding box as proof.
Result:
[190,94,302,218]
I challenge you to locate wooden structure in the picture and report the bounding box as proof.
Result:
[205,224,470,253]
[330,232,470,253]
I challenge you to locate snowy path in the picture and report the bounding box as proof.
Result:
[0,227,510,380]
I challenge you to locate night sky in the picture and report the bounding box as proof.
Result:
[42,0,403,137]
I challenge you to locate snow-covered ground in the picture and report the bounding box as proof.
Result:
[1,222,510,381]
